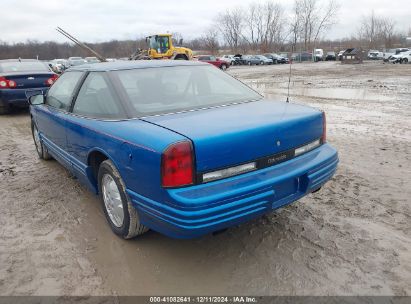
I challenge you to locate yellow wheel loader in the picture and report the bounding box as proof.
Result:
[130,34,193,60]
[56,28,193,62]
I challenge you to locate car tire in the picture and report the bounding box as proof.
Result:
[31,121,52,160]
[98,159,148,239]
[248,61,251,66]
[260,61,264,65]
[403,58,408,63]
[221,64,227,71]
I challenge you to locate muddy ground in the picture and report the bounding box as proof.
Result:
[0,61,410,296]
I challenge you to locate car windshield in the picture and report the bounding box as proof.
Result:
[113,65,262,116]
[0,61,49,73]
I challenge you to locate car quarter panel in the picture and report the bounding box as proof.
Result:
[63,116,187,196]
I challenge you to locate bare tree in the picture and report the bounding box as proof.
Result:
[243,1,286,52]
[358,12,397,49]
[358,11,381,49]
[289,0,302,48]
[312,0,340,44]
[216,8,244,52]
[202,28,220,55]
[291,0,339,50]
[379,18,396,48]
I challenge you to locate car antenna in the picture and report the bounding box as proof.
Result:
[286,44,295,103]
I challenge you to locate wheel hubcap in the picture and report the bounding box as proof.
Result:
[102,174,124,227]
[33,126,42,154]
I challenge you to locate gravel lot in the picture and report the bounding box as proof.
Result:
[0,61,410,296]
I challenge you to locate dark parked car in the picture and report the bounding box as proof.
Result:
[29,60,338,239]
[292,52,313,62]
[263,53,288,64]
[254,55,273,65]
[242,55,262,65]
[0,59,58,114]
[197,55,229,70]
[325,52,336,61]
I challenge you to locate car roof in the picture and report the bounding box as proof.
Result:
[68,60,208,72]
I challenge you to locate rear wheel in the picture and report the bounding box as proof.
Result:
[248,61,251,66]
[221,64,227,71]
[260,61,264,65]
[31,121,52,160]
[403,58,408,64]
[98,160,148,239]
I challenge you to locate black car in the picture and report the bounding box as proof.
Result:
[233,54,249,65]
[325,52,336,61]
[292,52,313,62]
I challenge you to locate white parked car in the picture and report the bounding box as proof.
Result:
[314,49,324,61]
[50,59,68,73]
[399,51,411,64]
[219,55,237,65]
[383,48,409,62]
[367,50,383,60]
[388,50,411,64]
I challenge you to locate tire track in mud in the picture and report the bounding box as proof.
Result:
[0,113,106,295]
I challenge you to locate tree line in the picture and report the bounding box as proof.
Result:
[0,1,409,60]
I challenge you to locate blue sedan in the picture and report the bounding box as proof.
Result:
[29,60,338,239]
[0,59,58,114]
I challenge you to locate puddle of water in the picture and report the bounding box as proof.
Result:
[249,85,395,102]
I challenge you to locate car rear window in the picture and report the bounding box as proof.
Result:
[113,65,262,117]
[0,61,49,73]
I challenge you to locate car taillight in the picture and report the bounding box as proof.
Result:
[45,74,59,86]
[322,111,327,143]
[0,77,17,88]
[161,141,194,188]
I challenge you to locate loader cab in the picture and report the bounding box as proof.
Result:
[147,35,173,58]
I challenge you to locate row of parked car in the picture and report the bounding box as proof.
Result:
[48,56,119,73]
[367,48,411,63]
[218,53,290,66]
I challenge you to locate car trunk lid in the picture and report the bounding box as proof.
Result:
[2,72,55,89]
[142,100,324,173]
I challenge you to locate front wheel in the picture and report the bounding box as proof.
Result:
[31,121,52,160]
[98,160,148,239]
[260,61,264,65]
[220,64,227,71]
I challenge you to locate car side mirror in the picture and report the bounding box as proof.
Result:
[28,93,45,105]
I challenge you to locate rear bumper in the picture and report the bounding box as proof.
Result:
[0,87,48,108]
[127,143,338,238]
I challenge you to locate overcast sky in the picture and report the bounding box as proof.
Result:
[0,0,409,43]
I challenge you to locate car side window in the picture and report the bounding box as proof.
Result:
[72,72,123,119]
[46,71,83,111]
